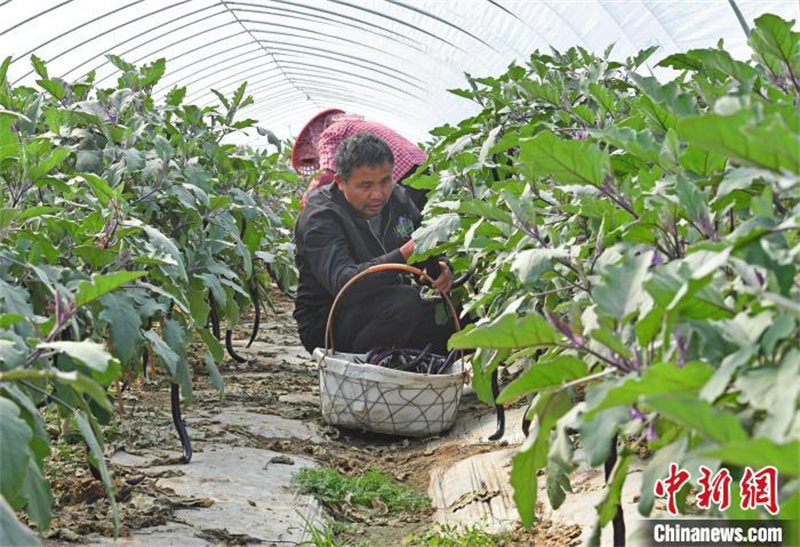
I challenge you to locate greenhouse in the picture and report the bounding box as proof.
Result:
[1,1,798,545]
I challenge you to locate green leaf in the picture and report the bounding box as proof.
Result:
[153,135,173,162]
[99,293,141,366]
[142,58,166,86]
[658,48,756,84]
[58,371,112,412]
[21,458,52,530]
[633,95,676,135]
[411,213,461,255]
[510,248,568,286]
[0,313,25,329]
[74,410,118,530]
[0,495,40,547]
[588,82,618,115]
[187,285,210,326]
[638,436,688,516]
[0,340,25,369]
[736,350,799,441]
[713,311,773,348]
[510,391,572,527]
[680,145,726,176]
[579,404,630,467]
[762,315,796,354]
[78,173,114,206]
[595,126,661,164]
[456,199,512,224]
[749,14,800,79]
[136,222,186,277]
[36,78,65,100]
[37,341,113,373]
[629,45,659,69]
[546,406,582,510]
[645,394,747,443]
[701,439,800,476]
[196,274,226,309]
[163,319,192,401]
[166,86,186,107]
[591,327,631,359]
[497,355,587,404]
[204,352,224,396]
[699,346,754,403]
[142,330,179,376]
[520,130,610,186]
[75,149,103,173]
[449,312,561,350]
[599,452,631,527]
[197,327,224,362]
[676,174,709,224]
[677,111,800,174]
[471,348,508,405]
[75,271,146,307]
[587,452,631,546]
[210,89,230,110]
[592,251,652,321]
[585,361,714,420]
[0,398,32,502]
[30,54,48,79]
[0,55,11,85]
[107,54,134,72]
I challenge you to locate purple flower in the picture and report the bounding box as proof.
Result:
[630,405,646,421]
[647,421,658,441]
[650,252,664,267]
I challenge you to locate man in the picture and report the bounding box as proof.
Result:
[291,109,428,210]
[293,132,453,355]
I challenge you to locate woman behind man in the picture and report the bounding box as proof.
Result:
[291,109,428,210]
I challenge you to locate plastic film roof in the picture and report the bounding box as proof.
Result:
[2,1,798,145]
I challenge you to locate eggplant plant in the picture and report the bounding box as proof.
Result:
[0,54,299,538]
[408,13,799,545]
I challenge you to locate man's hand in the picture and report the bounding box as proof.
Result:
[400,239,415,261]
[431,261,453,294]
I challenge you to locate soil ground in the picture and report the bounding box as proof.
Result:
[35,290,586,546]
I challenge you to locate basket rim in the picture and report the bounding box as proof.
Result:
[313,348,465,385]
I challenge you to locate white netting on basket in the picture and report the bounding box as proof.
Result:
[314,349,464,437]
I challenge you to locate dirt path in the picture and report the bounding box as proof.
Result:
[40,291,591,546]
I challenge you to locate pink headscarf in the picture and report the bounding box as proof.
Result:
[293,110,426,208]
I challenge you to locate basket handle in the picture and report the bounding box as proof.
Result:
[323,263,462,356]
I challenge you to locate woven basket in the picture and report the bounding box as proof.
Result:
[315,264,465,437]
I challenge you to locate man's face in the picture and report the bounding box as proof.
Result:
[335,162,394,218]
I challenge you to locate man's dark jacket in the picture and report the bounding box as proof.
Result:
[293,184,421,351]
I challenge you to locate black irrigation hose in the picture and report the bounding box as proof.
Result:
[488,366,506,441]
[171,382,192,463]
[605,434,625,546]
[225,328,248,363]
[246,286,260,348]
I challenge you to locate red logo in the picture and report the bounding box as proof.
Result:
[654,463,692,516]
[654,464,780,516]
[696,465,732,511]
[740,466,779,515]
